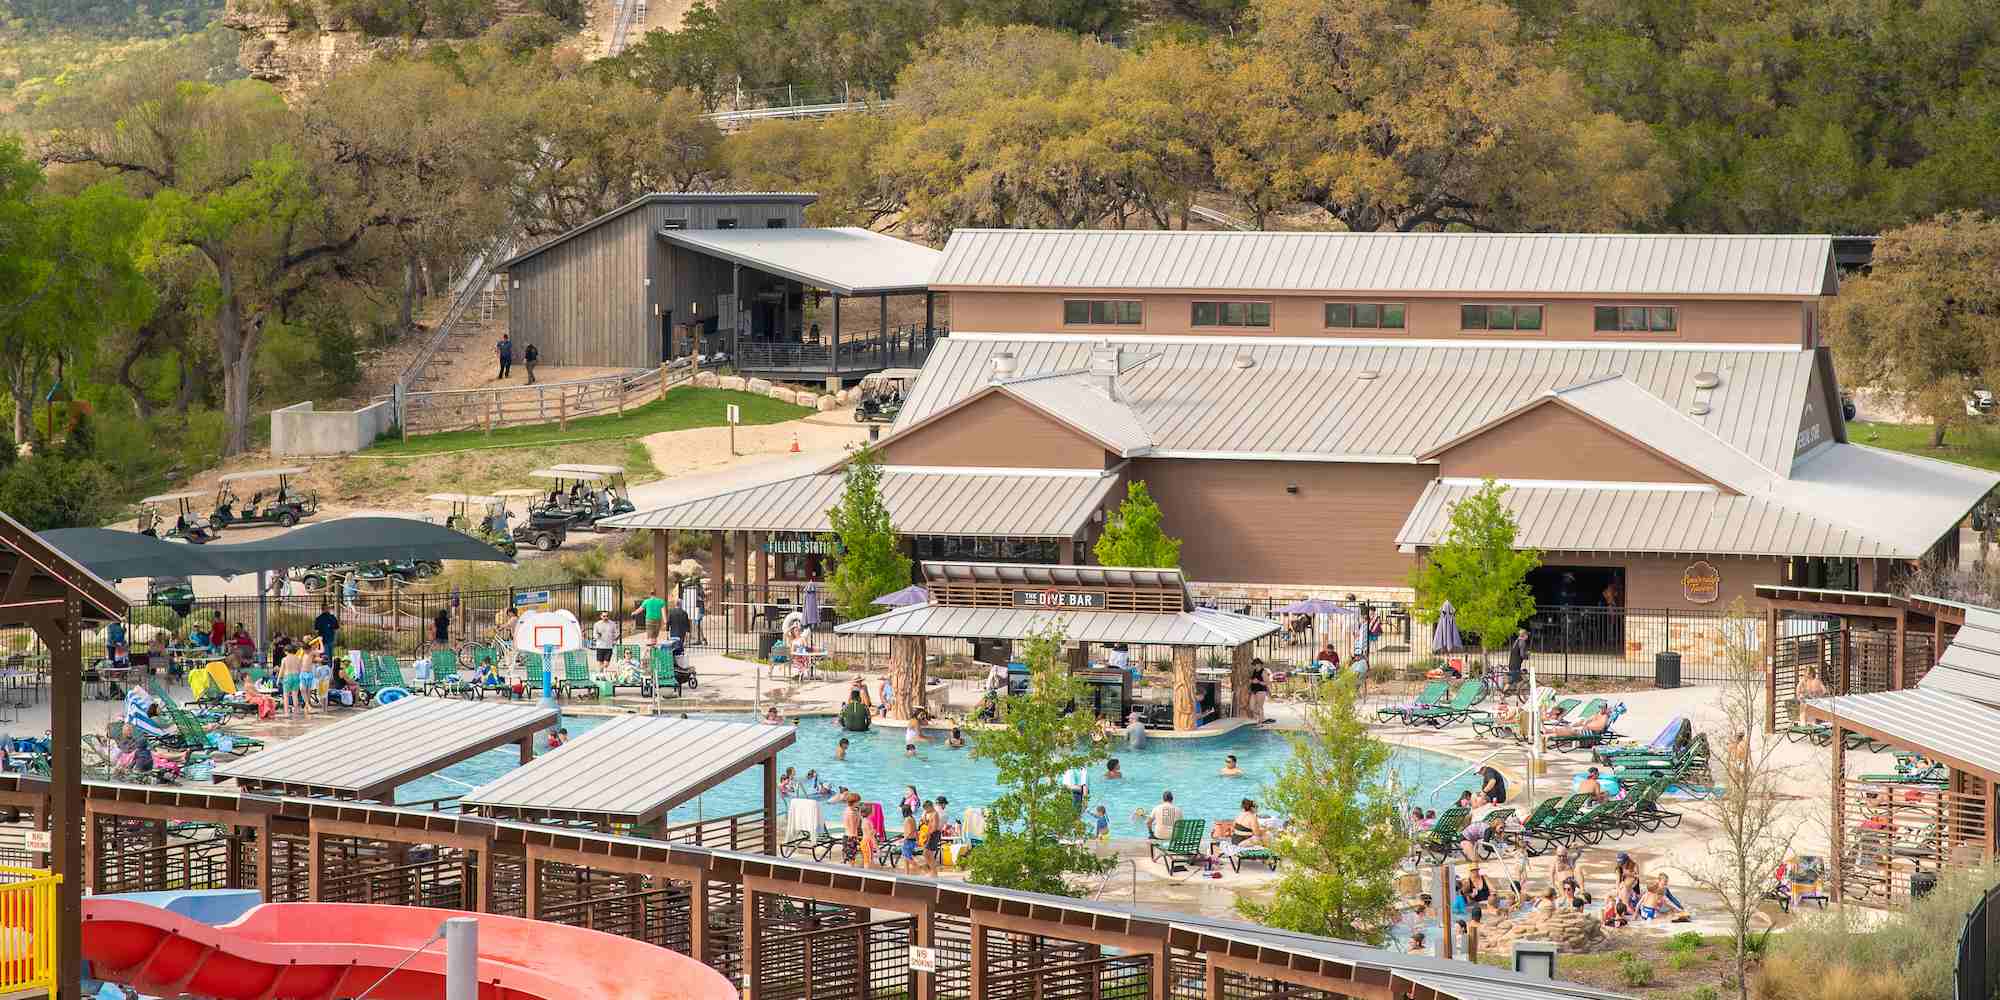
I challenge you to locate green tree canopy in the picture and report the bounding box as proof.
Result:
[964,623,1116,895]
[1237,673,1409,942]
[1409,479,1540,655]
[1825,211,2000,447]
[825,445,913,622]
[1093,480,1181,568]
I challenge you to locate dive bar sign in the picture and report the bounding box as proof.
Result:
[1013,589,1107,610]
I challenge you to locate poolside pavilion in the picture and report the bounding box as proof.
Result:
[211,697,558,802]
[836,562,1279,731]
[1794,599,2000,906]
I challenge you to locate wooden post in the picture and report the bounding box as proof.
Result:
[733,531,751,632]
[763,759,778,854]
[890,636,928,719]
[1171,646,1197,731]
[558,386,569,430]
[653,531,672,604]
[33,598,82,1000]
[617,376,627,418]
[1892,610,1907,690]
[688,873,707,961]
[968,922,985,1000]
[880,294,889,366]
[1231,642,1253,719]
[525,853,540,919]
[1830,723,1847,903]
[658,363,671,402]
[831,294,842,374]
[519,736,534,765]
[743,889,761,997]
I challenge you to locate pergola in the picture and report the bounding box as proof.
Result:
[836,562,1278,730]
[460,716,796,850]
[0,511,130,1000]
[1799,601,2000,906]
[1755,584,1966,732]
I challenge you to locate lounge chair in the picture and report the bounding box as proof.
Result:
[1592,717,1689,764]
[559,650,600,699]
[1548,702,1625,753]
[520,651,550,695]
[1227,843,1280,873]
[1375,680,1449,724]
[1520,794,1591,854]
[1467,807,1516,858]
[1407,680,1487,728]
[1150,818,1208,873]
[1414,806,1471,863]
[426,649,462,696]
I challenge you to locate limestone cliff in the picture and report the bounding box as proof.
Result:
[220,0,549,100]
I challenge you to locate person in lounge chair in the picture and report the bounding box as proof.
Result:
[1549,705,1611,739]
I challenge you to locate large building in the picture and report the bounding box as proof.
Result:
[608,229,1995,616]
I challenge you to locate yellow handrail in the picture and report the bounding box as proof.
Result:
[0,867,59,998]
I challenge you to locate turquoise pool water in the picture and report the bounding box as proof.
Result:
[402,714,1483,832]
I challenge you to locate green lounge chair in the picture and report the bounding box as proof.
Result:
[1467,807,1516,858]
[1376,680,1449,724]
[1521,794,1590,854]
[520,651,549,694]
[643,645,683,698]
[1228,844,1280,872]
[608,644,649,694]
[1408,680,1487,728]
[426,649,462,694]
[558,649,599,699]
[1622,779,1680,834]
[470,644,501,671]
[1150,818,1208,873]
[1415,806,1471,863]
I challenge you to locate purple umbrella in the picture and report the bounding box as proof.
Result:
[1432,599,1463,653]
[873,584,930,607]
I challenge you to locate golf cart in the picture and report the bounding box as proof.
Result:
[138,491,217,543]
[854,368,920,424]
[528,469,612,532]
[548,464,636,518]
[293,558,440,591]
[495,488,569,552]
[209,467,318,530]
[148,576,196,616]
[428,493,518,557]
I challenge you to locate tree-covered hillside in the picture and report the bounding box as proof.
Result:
[0,0,223,37]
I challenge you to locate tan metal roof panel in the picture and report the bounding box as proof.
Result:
[899,336,1819,469]
[834,604,1277,645]
[658,227,941,295]
[997,376,1153,456]
[600,468,1121,538]
[1802,688,2000,780]
[213,698,558,799]
[1919,606,2000,708]
[460,716,796,824]
[933,230,1836,297]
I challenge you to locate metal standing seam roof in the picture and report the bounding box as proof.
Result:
[496,192,819,270]
[931,230,1838,297]
[459,716,796,824]
[657,227,942,295]
[897,335,1820,470]
[921,560,1190,599]
[1919,606,2000,708]
[833,604,1278,645]
[597,467,1122,538]
[993,374,1154,456]
[1802,688,2000,781]
[213,698,558,799]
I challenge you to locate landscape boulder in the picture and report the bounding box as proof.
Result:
[718,375,746,391]
[693,371,719,388]
[816,394,839,412]
[746,378,773,394]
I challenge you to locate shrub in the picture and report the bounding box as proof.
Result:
[1667,950,1703,971]
[1668,931,1706,953]
[1756,865,1995,1000]
[619,530,652,561]
[0,455,115,528]
[1615,953,1654,988]
[1684,987,1719,1000]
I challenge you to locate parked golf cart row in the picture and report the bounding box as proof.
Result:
[422,464,636,555]
[137,468,319,543]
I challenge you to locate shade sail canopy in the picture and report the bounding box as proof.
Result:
[461,716,796,825]
[43,517,511,581]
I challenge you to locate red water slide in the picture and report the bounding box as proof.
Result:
[81,899,741,1000]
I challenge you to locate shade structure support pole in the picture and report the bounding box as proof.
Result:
[732,531,751,632]
[1171,646,1197,731]
[32,599,82,1000]
[256,570,269,661]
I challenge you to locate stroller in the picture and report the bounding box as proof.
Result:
[1765,856,1829,913]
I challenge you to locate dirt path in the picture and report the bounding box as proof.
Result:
[638,407,870,480]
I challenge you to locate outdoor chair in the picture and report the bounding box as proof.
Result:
[1467,807,1516,859]
[1374,680,1448,724]
[558,650,601,699]
[1407,680,1487,728]
[1548,702,1626,753]
[1519,794,1590,855]
[1226,843,1280,873]
[1150,818,1208,873]
[520,651,550,695]
[427,649,463,696]
[1592,717,1689,764]
[644,645,685,699]
[1414,806,1471,863]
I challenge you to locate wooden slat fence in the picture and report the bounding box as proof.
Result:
[390,365,696,437]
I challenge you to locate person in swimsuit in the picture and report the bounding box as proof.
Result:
[899,804,919,869]
[1247,662,1270,722]
[1231,799,1264,845]
[1220,754,1242,777]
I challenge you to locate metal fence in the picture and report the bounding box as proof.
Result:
[1959,880,2000,1000]
[704,584,1743,685]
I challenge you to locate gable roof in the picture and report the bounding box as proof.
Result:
[933,230,1838,298]
[658,227,940,295]
[1919,605,2000,707]
[497,192,818,270]
[900,335,1820,469]
[995,374,1153,456]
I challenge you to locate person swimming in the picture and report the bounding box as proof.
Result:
[1220,754,1243,777]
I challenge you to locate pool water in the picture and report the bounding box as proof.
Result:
[402,714,1484,833]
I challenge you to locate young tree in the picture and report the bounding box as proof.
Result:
[1680,600,1798,1000]
[1093,480,1181,568]
[1409,479,1540,663]
[1237,673,1409,942]
[965,623,1116,895]
[825,445,912,623]
[1824,212,2000,447]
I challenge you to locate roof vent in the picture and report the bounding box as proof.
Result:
[1357,370,1380,381]
[1689,402,1712,416]
[990,353,1017,381]
[1233,354,1256,370]
[1693,371,1722,390]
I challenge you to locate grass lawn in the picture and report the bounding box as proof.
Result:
[1847,420,2000,472]
[364,388,811,458]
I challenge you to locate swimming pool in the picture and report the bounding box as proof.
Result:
[402,714,1484,833]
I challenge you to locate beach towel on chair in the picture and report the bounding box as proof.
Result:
[785,798,824,841]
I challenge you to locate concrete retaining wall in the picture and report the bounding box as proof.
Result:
[271,399,398,456]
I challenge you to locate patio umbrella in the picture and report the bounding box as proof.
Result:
[873,584,930,607]
[1432,599,1463,653]
[1276,597,1358,616]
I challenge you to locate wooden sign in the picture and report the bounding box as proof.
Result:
[1013,589,1108,610]
[1682,561,1721,604]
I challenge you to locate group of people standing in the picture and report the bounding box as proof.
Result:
[494,333,540,384]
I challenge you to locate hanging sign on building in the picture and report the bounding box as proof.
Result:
[1013,589,1108,610]
[765,535,841,555]
[1681,561,1721,604]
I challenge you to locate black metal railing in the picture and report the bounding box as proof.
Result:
[1957,880,2000,1000]
[735,325,943,374]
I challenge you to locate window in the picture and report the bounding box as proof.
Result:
[1192,301,1272,327]
[1595,305,1676,332]
[1063,299,1143,326]
[662,219,687,230]
[1325,302,1405,329]
[716,218,738,229]
[765,218,787,229]
[1460,303,1544,331]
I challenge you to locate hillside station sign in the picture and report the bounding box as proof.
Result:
[1013,590,1108,610]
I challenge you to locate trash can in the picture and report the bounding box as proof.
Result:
[757,629,781,660]
[1654,651,1681,689]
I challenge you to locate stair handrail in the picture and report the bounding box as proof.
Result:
[394,239,513,401]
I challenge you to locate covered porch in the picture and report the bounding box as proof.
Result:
[659,227,944,384]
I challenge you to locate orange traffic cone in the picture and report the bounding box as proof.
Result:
[790,434,800,453]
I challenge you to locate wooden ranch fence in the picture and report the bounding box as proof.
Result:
[391,365,699,437]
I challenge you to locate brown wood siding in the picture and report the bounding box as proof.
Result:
[948,291,1811,345]
[1538,552,1783,610]
[507,200,809,368]
[1433,402,1711,485]
[1127,458,1435,587]
[875,392,1112,469]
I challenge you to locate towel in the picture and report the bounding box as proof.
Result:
[961,807,988,841]
[865,801,886,840]
[785,798,824,840]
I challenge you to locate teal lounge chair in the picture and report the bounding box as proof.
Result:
[1150,818,1208,873]
[1408,680,1487,728]
[1376,680,1449,724]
